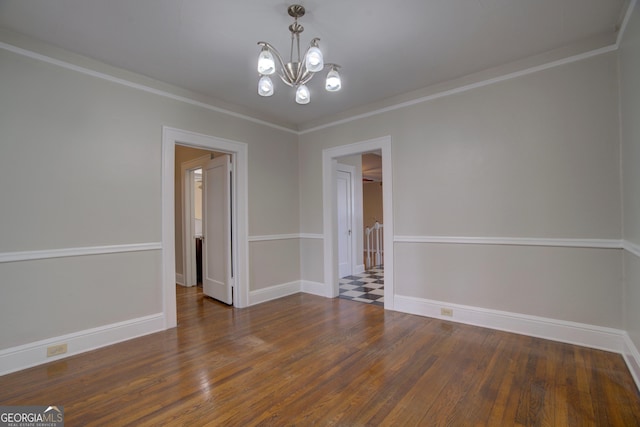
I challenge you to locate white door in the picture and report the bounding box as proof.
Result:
[202,154,233,304]
[337,169,353,278]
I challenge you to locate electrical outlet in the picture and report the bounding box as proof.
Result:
[440,308,453,317]
[47,344,67,357]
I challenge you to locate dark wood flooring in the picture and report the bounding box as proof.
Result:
[1,285,639,425]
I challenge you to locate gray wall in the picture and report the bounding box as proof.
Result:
[299,52,623,327]
[0,37,299,350]
[620,5,640,349]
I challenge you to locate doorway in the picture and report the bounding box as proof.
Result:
[322,136,394,310]
[335,152,385,306]
[179,151,213,288]
[177,147,233,305]
[178,148,233,305]
[161,127,249,329]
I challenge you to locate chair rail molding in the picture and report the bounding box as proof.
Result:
[624,240,640,258]
[394,235,623,249]
[0,242,162,264]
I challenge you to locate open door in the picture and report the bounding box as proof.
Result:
[337,167,353,278]
[202,154,233,304]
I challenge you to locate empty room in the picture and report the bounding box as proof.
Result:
[1,0,640,425]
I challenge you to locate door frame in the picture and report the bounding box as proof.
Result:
[322,136,394,309]
[181,154,211,287]
[162,127,249,329]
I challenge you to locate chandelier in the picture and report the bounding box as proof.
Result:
[256,4,342,105]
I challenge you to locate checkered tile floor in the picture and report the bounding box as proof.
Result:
[338,266,384,306]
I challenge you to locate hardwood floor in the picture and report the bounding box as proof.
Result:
[1,285,639,426]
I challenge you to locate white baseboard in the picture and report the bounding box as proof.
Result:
[394,295,626,353]
[175,273,185,286]
[354,264,365,275]
[0,313,164,376]
[248,281,301,305]
[622,333,640,390]
[301,280,329,297]
[395,295,640,391]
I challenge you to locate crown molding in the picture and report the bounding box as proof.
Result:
[0,40,298,135]
[299,44,617,134]
[617,0,638,48]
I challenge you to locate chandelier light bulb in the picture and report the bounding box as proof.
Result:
[295,84,310,104]
[325,67,341,92]
[258,76,274,96]
[257,48,276,75]
[305,45,324,73]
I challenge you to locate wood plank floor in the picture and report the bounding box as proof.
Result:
[1,285,639,426]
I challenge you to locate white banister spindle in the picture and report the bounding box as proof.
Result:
[364,221,383,269]
[365,226,371,269]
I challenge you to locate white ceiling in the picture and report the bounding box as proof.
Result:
[0,0,628,130]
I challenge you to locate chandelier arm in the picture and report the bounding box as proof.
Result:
[298,70,314,85]
[278,72,295,87]
[293,47,315,84]
[307,37,321,50]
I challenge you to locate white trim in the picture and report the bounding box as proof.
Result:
[354,264,365,275]
[301,280,330,297]
[0,313,164,376]
[247,279,334,304]
[622,333,640,390]
[394,235,623,249]
[394,295,625,354]
[248,234,302,242]
[300,233,324,239]
[624,240,640,258]
[395,294,640,391]
[248,281,301,305]
[175,273,185,287]
[162,127,251,331]
[300,45,617,135]
[322,136,394,309]
[617,0,638,48]
[0,42,296,135]
[247,233,325,241]
[0,242,162,264]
